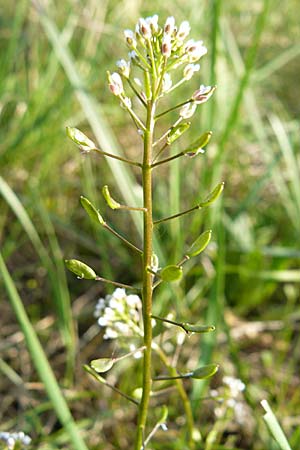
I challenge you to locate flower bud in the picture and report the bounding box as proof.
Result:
[164,16,175,35]
[145,15,159,33]
[124,29,136,48]
[183,63,200,80]
[192,85,216,104]
[107,72,124,96]
[138,18,152,39]
[179,102,197,119]
[161,35,172,58]
[116,59,130,78]
[162,73,172,92]
[177,21,191,40]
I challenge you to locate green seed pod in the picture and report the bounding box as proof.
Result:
[80,196,105,225]
[158,405,168,424]
[191,364,219,379]
[167,122,191,144]
[200,182,224,207]
[102,185,121,210]
[65,259,97,279]
[186,230,212,257]
[160,265,183,282]
[183,131,212,156]
[182,323,215,334]
[90,358,114,373]
[66,127,95,152]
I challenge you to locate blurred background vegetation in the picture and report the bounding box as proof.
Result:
[1,0,300,449]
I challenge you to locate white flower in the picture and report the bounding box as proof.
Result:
[162,35,172,58]
[179,102,197,118]
[185,39,207,62]
[116,59,130,78]
[128,50,138,62]
[164,16,175,35]
[192,85,215,104]
[95,288,143,340]
[162,73,172,92]
[183,63,200,80]
[108,72,124,96]
[177,21,191,40]
[223,376,245,397]
[0,431,31,449]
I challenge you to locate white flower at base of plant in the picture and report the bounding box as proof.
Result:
[0,431,31,449]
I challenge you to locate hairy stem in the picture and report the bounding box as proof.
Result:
[134,99,155,450]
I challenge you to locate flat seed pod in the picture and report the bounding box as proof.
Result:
[187,230,212,257]
[183,131,212,156]
[65,259,97,279]
[167,122,191,144]
[191,364,219,379]
[182,323,215,334]
[66,127,95,152]
[160,265,183,282]
[80,196,105,225]
[90,358,114,373]
[200,182,224,207]
[102,185,121,210]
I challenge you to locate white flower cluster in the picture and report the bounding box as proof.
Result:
[107,15,213,116]
[94,288,143,340]
[0,431,31,449]
[211,376,249,425]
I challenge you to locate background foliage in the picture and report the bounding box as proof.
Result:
[1,0,299,449]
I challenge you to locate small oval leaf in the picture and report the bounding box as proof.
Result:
[191,364,219,379]
[80,196,105,225]
[160,265,183,282]
[90,358,114,373]
[65,259,97,279]
[200,182,224,207]
[182,323,215,334]
[167,122,191,145]
[102,185,121,210]
[187,230,212,257]
[183,131,212,157]
[66,127,95,152]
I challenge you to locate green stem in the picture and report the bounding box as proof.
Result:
[92,148,142,168]
[134,99,155,450]
[152,343,196,448]
[154,204,202,225]
[104,223,143,254]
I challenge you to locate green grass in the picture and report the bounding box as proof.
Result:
[1,0,299,448]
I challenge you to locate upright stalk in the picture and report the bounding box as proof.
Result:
[134,99,155,450]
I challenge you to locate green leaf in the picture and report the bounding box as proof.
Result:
[200,182,224,207]
[182,323,215,334]
[183,131,212,156]
[66,127,95,152]
[90,358,114,373]
[167,122,191,144]
[65,259,97,279]
[191,364,219,379]
[187,230,212,257]
[80,196,105,225]
[102,185,121,210]
[160,265,183,282]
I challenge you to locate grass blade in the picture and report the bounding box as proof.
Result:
[261,400,292,450]
[0,251,89,450]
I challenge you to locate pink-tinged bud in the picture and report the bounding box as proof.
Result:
[164,16,175,35]
[116,59,130,78]
[177,21,191,40]
[183,63,200,80]
[108,72,124,96]
[185,39,207,62]
[180,102,197,119]
[192,85,216,104]
[162,35,172,58]
[138,18,152,39]
[124,29,136,48]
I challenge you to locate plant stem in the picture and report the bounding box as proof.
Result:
[134,99,155,450]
